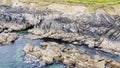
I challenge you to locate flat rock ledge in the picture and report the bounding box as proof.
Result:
[23,42,120,68]
[0,33,19,45]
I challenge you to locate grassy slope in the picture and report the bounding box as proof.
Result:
[68,0,120,4]
[19,0,120,10]
[19,0,120,4]
[19,0,120,8]
[3,0,120,15]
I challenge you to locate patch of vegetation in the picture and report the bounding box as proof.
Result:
[68,0,120,4]
[17,30,28,34]
[20,0,120,4]
[19,0,120,9]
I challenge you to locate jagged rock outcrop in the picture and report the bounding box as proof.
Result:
[25,10,120,56]
[26,26,120,55]
[26,28,100,46]
[23,42,120,68]
[0,33,18,44]
[0,5,44,32]
[0,22,30,32]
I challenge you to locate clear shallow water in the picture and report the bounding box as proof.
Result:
[0,35,67,68]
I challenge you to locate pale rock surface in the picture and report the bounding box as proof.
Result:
[0,33,18,44]
[23,42,120,68]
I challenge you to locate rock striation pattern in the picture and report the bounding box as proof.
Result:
[23,42,120,68]
[0,5,44,32]
[26,28,100,45]
[25,8,120,56]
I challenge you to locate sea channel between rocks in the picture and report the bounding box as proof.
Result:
[0,4,120,68]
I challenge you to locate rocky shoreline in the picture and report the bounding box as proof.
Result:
[0,4,120,68]
[23,42,120,68]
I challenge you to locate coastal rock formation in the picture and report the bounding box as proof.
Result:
[27,27,120,55]
[99,38,120,55]
[27,28,100,46]
[23,42,120,68]
[0,5,44,32]
[25,9,120,55]
[0,4,120,57]
[0,2,119,68]
[0,22,30,32]
[0,33,18,44]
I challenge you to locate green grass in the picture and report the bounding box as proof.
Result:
[23,0,119,9]
[22,0,120,4]
[68,0,120,4]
